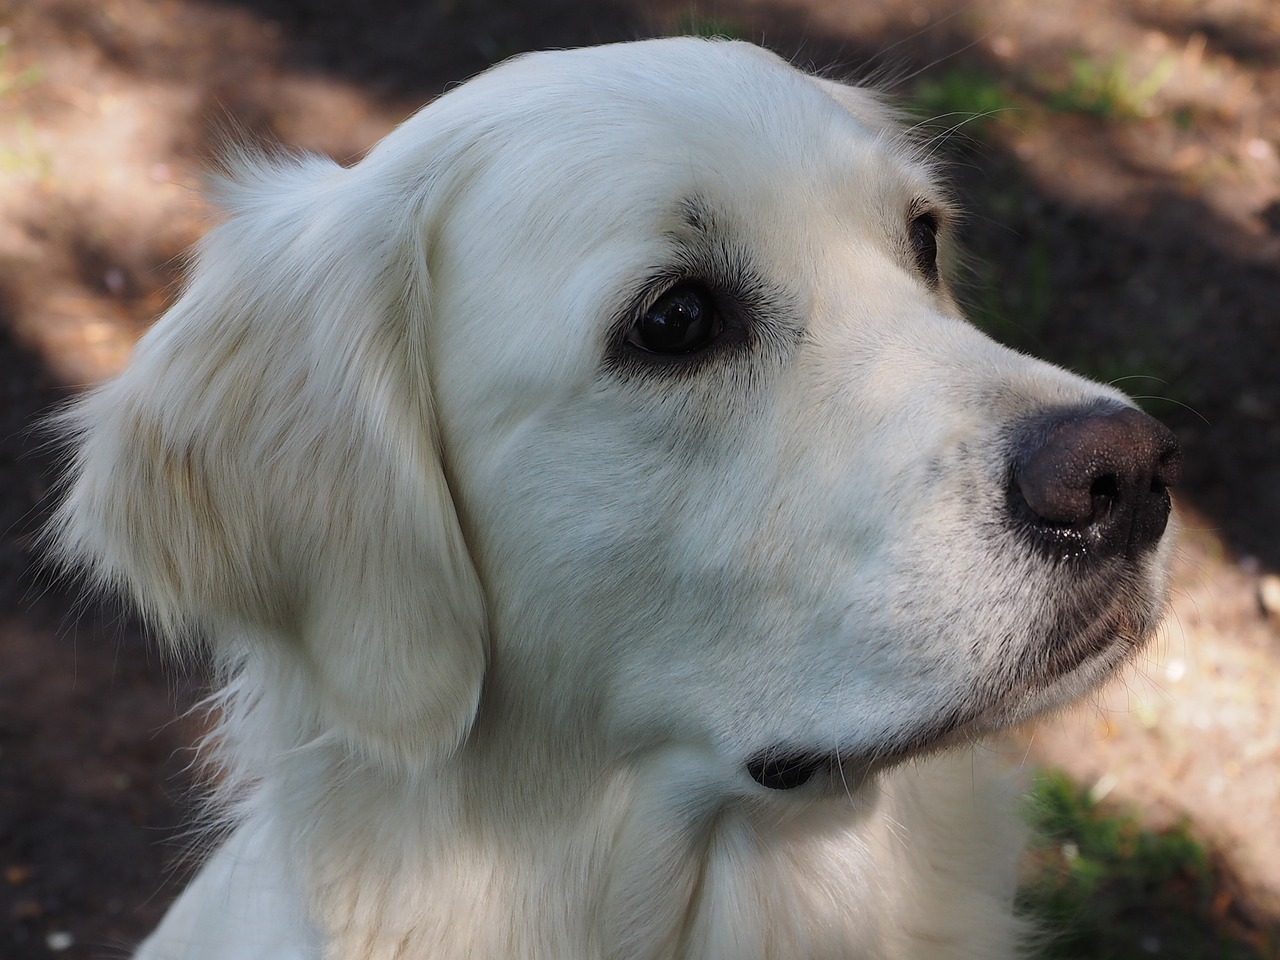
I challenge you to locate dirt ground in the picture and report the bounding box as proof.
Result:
[0,0,1277,957]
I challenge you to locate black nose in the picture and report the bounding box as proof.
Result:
[1009,404,1182,561]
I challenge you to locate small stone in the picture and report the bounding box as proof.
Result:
[1245,138,1275,162]
[1089,772,1119,803]
[46,931,74,952]
[1259,574,1280,619]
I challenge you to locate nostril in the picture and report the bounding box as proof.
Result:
[1090,473,1119,517]
[1008,403,1181,561]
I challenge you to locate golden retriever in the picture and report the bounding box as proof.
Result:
[52,38,1181,960]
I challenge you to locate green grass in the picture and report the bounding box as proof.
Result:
[1048,55,1177,120]
[674,11,749,41]
[1020,771,1267,959]
[913,53,1188,135]
[912,68,1018,137]
[0,116,51,177]
[0,32,42,98]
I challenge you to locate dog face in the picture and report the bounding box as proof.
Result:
[412,41,1179,790]
[54,39,1178,798]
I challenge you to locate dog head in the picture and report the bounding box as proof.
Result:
[53,39,1179,792]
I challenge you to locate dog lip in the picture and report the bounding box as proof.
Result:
[746,751,828,790]
[746,713,977,792]
[745,683,1054,792]
[745,739,952,793]
[1028,598,1150,692]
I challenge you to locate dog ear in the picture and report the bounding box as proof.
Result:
[50,148,487,765]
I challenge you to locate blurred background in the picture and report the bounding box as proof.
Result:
[0,0,1277,957]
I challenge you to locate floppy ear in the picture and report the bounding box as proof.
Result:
[50,148,487,765]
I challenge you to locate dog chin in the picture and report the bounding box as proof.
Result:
[747,608,1157,795]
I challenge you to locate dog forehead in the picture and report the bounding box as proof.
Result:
[412,39,916,214]
[473,37,828,130]
[407,40,933,276]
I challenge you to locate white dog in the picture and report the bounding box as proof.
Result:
[53,38,1181,959]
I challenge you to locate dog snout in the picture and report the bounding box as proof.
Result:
[1009,404,1182,561]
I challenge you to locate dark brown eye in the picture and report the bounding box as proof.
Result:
[629,283,721,355]
[908,212,940,285]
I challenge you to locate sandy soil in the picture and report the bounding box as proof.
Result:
[1,0,1277,956]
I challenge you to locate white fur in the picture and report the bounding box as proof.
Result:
[52,39,1176,960]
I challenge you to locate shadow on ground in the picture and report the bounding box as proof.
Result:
[1,0,1277,956]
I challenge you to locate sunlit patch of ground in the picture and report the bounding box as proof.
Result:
[1,0,1277,955]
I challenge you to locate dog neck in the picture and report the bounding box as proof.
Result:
[215,691,1022,960]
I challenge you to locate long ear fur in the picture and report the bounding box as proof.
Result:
[50,147,487,765]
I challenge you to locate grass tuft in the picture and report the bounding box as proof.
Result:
[1020,770,1266,959]
[0,34,43,98]
[1048,55,1177,120]
[912,68,1017,137]
[674,11,749,41]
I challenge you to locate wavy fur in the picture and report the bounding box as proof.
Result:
[51,38,1175,960]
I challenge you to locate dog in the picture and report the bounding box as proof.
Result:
[52,37,1181,959]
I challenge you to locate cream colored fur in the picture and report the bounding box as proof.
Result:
[51,38,1176,960]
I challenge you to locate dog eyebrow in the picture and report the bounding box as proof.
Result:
[601,198,804,379]
[908,192,956,228]
[676,196,716,236]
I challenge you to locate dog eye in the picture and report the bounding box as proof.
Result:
[629,283,722,355]
[908,212,940,285]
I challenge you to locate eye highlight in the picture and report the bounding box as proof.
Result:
[908,210,940,286]
[627,282,722,356]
